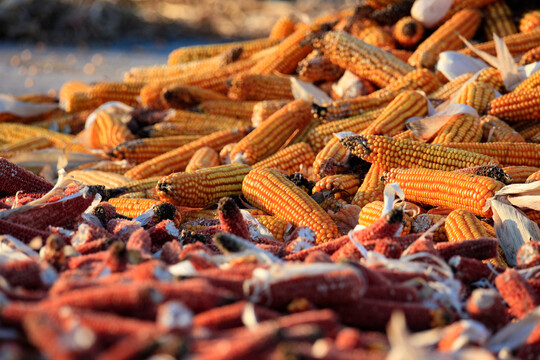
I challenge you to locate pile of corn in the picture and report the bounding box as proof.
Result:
[2,1,540,358]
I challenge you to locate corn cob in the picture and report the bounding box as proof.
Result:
[251,100,289,127]
[431,113,483,144]
[411,213,447,242]
[368,0,414,24]
[445,209,493,242]
[455,81,496,114]
[197,100,258,121]
[393,16,425,49]
[518,122,540,142]
[87,111,135,152]
[514,70,540,93]
[185,147,220,172]
[110,177,161,195]
[107,198,162,218]
[1,136,52,153]
[443,142,540,167]
[31,110,90,134]
[74,160,134,174]
[480,115,525,142]
[62,82,143,112]
[252,142,315,175]
[139,122,217,138]
[409,9,482,69]
[436,0,497,25]
[485,88,540,122]
[125,127,250,180]
[388,48,413,63]
[357,201,412,236]
[501,166,540,184]
[297,50,345,83]
[482,0,517,40]
[518,45,540,66]
[383,167,505,217]
[312,31,414,88]
[227,74,294,101]
[428,73,474,100]
[269,16,297,40]
[68,170,131,188]
[350,164,385,208]
[229,99,312,165]
[242,167,340,244]
[149,110,249,135]
[0,123,75,148]
[167,38,279,65]
[363,90,428,136]
[355,25,396,49]
[313,174,361,201]
[249,23,314,75]
[157,163,251,208]
[313,137,350,178]
[495,269,540,319]
[58,81,90,105]
[162,85,228,109]
[252,215,290,241]
[526,170,540,184]
[109,135,203,164]
[341,134,497,171]
[0,157,54,196]
[520,10,540,33]
[476,67,505,91]
[365,0,404,10]
[139,84,167,110]
[460,28,540,58]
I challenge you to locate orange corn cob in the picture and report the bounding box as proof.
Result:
[365,0,405,10]
[252,142,315,175]
[75,160,134,174]
[185,147,220,172]
[486,89,540,122]
[431,113,483,144]
[251,100,289,127]
[518,45,540,66]
[161,85,228,109]
[355,25,395,49]
[313,174,361,201]
[68,170,131,188]
[460,28,540,57]
[409,9,482,69]
[388,48,413,63]
[351,164,386,208]
[227,74,294,101]
[197,100,258,121]
[139,84,167,110]
[480,115,525,142]
[253,215,290,241]
[62,82,143,112]
[269,16,297,40]
[117,190,157,199]
[520,10,540,33]
[514,71,540,93]
[518,122,540,142]
[59,81,90,104]
[477,67,505,92]
[157,163,251,208]
[112,177,161,194]
[341,134,497,171]
[0,123,75,149]
[357,201,412,236]
[312,31,414,88]
[1,136,52,153]
[501,166,540,184]
[393,17,424,49]
[526,170,540,184]
[109,135,202,164]
[445,209,493,242]
[31,110,91,134]
[525,210,540,227]
[455,81,496,114]
[428,73,474,100]
[482,0,517,40]
[242,167,340,244]
[383,167,505,217]
[411,213,447,242]
[363,90,428,136]
[229,99,312,165]
[125,128,250,180]
[139,122,228,138]
[443,142,540,167]
[297,50,345,83]
[87,111,135,152]
[393,129,416,140]
[108,198,163,218]
[313,137,349,178]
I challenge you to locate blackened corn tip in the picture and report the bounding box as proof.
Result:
[154,202,177,222]
[214,232,245,253]
[387,207,404,224]
[217,197,238,217]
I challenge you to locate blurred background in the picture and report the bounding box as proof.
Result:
[0,0,354,95]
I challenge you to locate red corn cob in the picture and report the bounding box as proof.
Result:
[435,238,499,261]
[466,288,509,331]
[517,242,540,268]
[0,259,44,289]
[283,236,350,261]
[495,268,540,319]
[448,256,492,284]
[0,218,52,243]
[0,157,54,196]
[95,331,156,360]
[126,228,152,256]
[402,236,438,257]
[217,196,250,240]
[364,284,419,302]
[106,218,142,243]
[160,239,182,265]
[148,219,179,248]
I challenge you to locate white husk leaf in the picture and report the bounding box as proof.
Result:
[488,306,540,352]
[331,70,363,99]
[0,94,57,117]
[9,149,103,172]
[435,52,488,80]
[382,183,405,216]
[290,77,332,106]
[411,0,452,29]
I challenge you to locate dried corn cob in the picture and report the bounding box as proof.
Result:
[157,163,251,208]
[162,85,228,109]
[501,166,540,184]
[0,123,75,148]
[228,74,294,101]
[369,0,414,24]
[251,100,289,127]
[366,0,404,10]
[520,10,540,33]
[431,113,483,144]
[409,9,482,69]
[297,50,345,83]
[526,170,540,183]
[518,45,540,66]
[482,0,517,40]
[460,28,540,57]
[393,17,424,49]
[312,31,414,88]
[437,0,497,25]
[125,127,250,180]
[514,71,540,93]
[252,142,315,175]
[518,122,540,142]
[341,134,497,171]
[355,25,395,49]
[313,174,361,201]
[357,201,413,236]
[59,81,90,103]
[68,170,131,188]
[351,164,385,208]
[140,122,221,138]
[139,84,167,110]
[87,111,135,152]
[197,100,258,121]
[31,110,90,134]
[185,147,220,172]
[383,167,505,217]
[443,142,540,167]
[252,215,290,241]
[429,73,474,100]
[0,157,53,196]
[62,82,143,112]
[111,177,161,194]
[480,115,525,142]
[1,136,52,153]
[154,110,249,134]
[495,269,540,319]
[455,81,496,114]
[445,209,493,242]
[388,48,413,63]
[269,16,297,40]
[242,167,340,244]
[107,198,162,218]
[313,137,350,178]
[411,213,447,242]
[230,99,312,165]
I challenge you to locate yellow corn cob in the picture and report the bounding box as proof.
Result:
[388,48,413,63]
[297,50,345,83]
[363,90,428,136]
[229,99,312,165]
[253,215,291,241]
[1,136,52,153]
[428,73,474,100]
[59,91,101,113]
[514,71,540,93]
[87,111,135,152]
[409,9,482,69]
[526,170,540,183]
[58,81,90,106]
[383,168,505,217]
[251,100,289,127]
[520,10,540,33]
[439,0,497,24]
[351,164,385,208]
[242,167,340,244]
[357,200,412,236]
[482,0,517,40]
[480,115,525,142]
[167,38,279,65]
[140,122,225,138]
[445,209,493,242]
[312,31,414,88]
[455,81,496,114]
[68,170,131,188]
[411,213,447,242]
[341,134,497,171]
[355,25,395,49]
[125,127,250,180]
[477,67,505,92]
[110,135,203,164]
[74,160,134,174]
[228,74,294,101]
[269,16,297,40]
[165,109,251,128]
[0,123,75,148]
[117,190,157,200]
[219,142,237,164]
[197,100,258,121]
[518,122,540,142]
[287,114,321,146]
[162,85,228,109]
[393,129,416,140]
[501,166,540,184]
[307,109,383,152]
[393,17,425,49]
[431,113,483,144]
[486,88,540,122]
[249,23,314,75]
[252,142,315,175]
[139,84,168,110]
[156,163,251,208]
[185,147,220,172]
[460,28,540,58]
[313,174,361,201]
[443,142,540,167]
[313,137,350,178]
[31,110,91,134]
[112,177,161,194]
[108,198,163,218]
[518,45,540,66]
